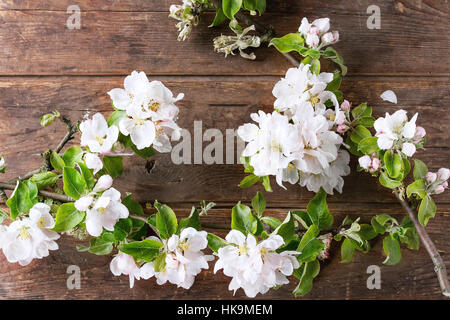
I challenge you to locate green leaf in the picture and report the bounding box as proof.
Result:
[77,162,95,190]
[154,201,178,239]
[351,103,372,119]
[118,239,163,262]
[62,146,83,168]
[383,235,402,265]
[6,181,37,219]
[131,145,156,160]
[345,136,363,157]
[292,260,320,297]
[53,202,85,232]
[384,150,403,179]
[239,174,260,188]
[261,175,272,192]
[255,0,266,14]
[210,5,227,27]
[418,196,436,226]
[222,0,242,19]
[50,151,65,171]
[243,0,257,11]
[154,252,167,272]
[379,171,403,189]
[310,58,321,74]
[292,210,312,229]
[297,224,319,249]
[251,191,266,215]
[371,217,386,234]
[413,159,428,180]
[356,117,375,127]
[107,110,126,127]
[321,47,347,75]
[177,207,201,233]
[113,218,133,241]
[261,216,282,229]
[272,212,295,244]
[207,233,229,253]
[88,237,113,255]
[40,113,58,127]
[406,179,427,199]
[400,227,420,250]
[350,125,372,144]
[358,137,380,154]
[101,156,124,178]
[358,224,377,240]
[296,238,324,263]
[306,189,333,230]
[326,72,342,92]
[340,238,356,263]
[122,195,144,215]
[30,172,60,190]
[231,202,257,235]
[63,167,86,200]
[270,33,305,54]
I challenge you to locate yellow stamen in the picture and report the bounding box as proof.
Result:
[17,226,31,240]
[98,207,107,214]
[37,217,46,228]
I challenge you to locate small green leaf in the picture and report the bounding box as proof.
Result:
[207,233,229,253]
[30,172,60,190]
[297,225,319,251]
[306,188,333,230]
[131,145,156,160]
[292,260,320,297]
[63,167,86,200]
[62,146,83,168]
[107,110,126,127]
[239,174,260,188]
[222,0,242,19]
[351,103,372,119]
[53,202,85,232]
[177,207,201,233]
[272,212,295,244]
[379,171,403,189]
[210,5,227,27]
[77,162,95,190]
[270,33,305,54]
[118,239,163,262]
[406,179,427,199]
[101,156,124,178]
[350,125,372,144]
[292,210,312,229]
[251,191,266,215]
[413,159,428,180]
[418,196,436,226]
[6,181,37,219]
[231,202,257,235]
[383,235,402,265]
[88,237,113,255]
[122,195,144,215]
[340,238,356,263]
[154,252,167,272]
[358,137,380,154]
[321,47,347,76]
[154,201,178,239]
[261,175,272,192]
[50,151,65,171]
[384,150,403,179]
[261,216,282,229]
[113,218,133,241]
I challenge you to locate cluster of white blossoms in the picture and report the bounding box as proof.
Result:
[425,168,449,195]
[238,63,351,194]
[108,71,183,151]
[169,0,201,41]
[74,175,129,237]
[214,230,299,298]
[0,203,59,266]
[110,228,213,289]
[374,110,426,157]
[298,17,339,48]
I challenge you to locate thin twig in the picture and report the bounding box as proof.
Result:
[210,0,300,67]
[395,192,450,297]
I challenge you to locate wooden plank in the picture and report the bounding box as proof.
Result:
[0,211,447,300]
[0,77,448,210]
[0,0,448,75]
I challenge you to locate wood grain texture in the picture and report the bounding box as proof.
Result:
[0,0,449,75]
[0,0,448,300]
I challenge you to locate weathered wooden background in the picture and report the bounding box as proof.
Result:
[0,0,449,299]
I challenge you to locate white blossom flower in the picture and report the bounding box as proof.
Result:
[299,150,350,194]
[374,110,422,157]
[84,152,103,175]
[108,71,150,111]
[110,253,142,288]
[85,187,129,237]
[74,174,113,212]
[237,111,302,177]
[438,168,450,181]
[298,17,338,48]
[0,203,59,266]
[214,230,299,298]
[272,64,336,117]
[80,113,119,154]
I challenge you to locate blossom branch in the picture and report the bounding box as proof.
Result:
[395,192,450,297]
[210,0,300,66]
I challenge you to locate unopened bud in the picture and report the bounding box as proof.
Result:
[425,172,437,184]
[413,126,426,143]
[340,100,351,111]
[437,168,450,181]
[337,124,349,133]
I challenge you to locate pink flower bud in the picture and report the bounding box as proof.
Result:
[442,181,448,189]
[335,111,346,125]
[358,155,371,170]
[337,124,348,133]
[332,31,339,42]
[309,26,319,35]
[340,100,351,111]
[321,32,334,44]
[371,158,380,171]
[434,185,445,195]
[437,168,450,181]
[413,126,426,143]
[425,172,437,184]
